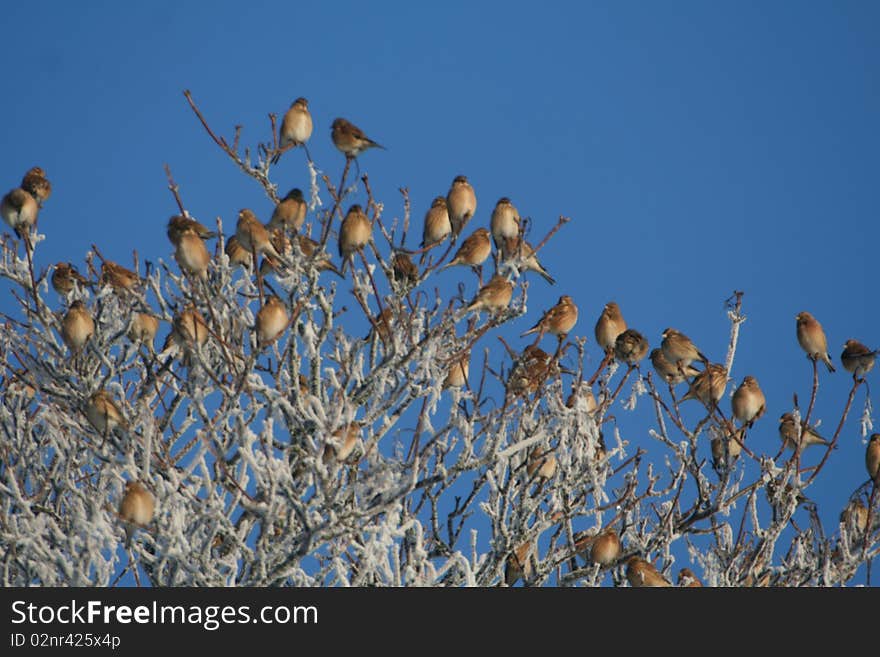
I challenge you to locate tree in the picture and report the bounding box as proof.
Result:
[1,91,877,587]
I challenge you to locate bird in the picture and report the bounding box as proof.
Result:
[650,348,699,385]
[331,117,385,158]
[840,499,869,534]
[731,376,766,427]
[119,481,155,548]
[464,275,513,315]
[446,175,477,238]
[778,412,830,450]
[166,215,216,243]
[237,209,283,261]
[711,436,742,469]
[840,339,877,380]
[521,295,578,339]
[323,422,361,464]
[391,252,419,286]
[565,381,598,414]
[661,328,709,370]
[276,97,313,162]
[490,197,520,252]
[159,305,209,362]
[595,302,627,354]
[867,433,880,485]
[439,227,492,273]
[502,238,555,285]
[100,261,141,291]
[20,166,51,206]
[255,296,289,347]
[504,540,534,586]
[626,556,672,587]
[526,445,557,480]
[296,235,344,277]
[338,204,372,271]
[0,187,38,238]
[505,345,557,400]
[85,389,127,436]
[224,235,253,268]
[681,363,727,407]
[61,300,94,354]
[796,311,835,373]
[443,350,470,389]
[613,329,649,365]
[128,313,160,350]
[260,229,294,277]
[368,307,394,346]
[268,188,307,233]
[421,196,452,249]
[589,529,622,567]
[677,568,703,587]
[169,222,210,279]
[51,262,89,295]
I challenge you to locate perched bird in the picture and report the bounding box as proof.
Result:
[61,300,94,354]
[391,252,419,286]
[369,307,394,345]
[260,229,294,277]
[440,227,492,273]
[506,345,556,399]
[840,339,877,380]
[490,197,520,252]
[731,376,766,427]
[119,481,155,548]
[166,215,216,243]
[268,188,307,233]
[85,389,127,435]
[502,238,555,285]
[0,187,38,238]
[661,328,709,369]
[100,261,141,291]
[255,296,289,347]
[323,422,361,464]
[170,222,210,279]
[521,295,578,339]
[296,235,344,277]
[650,348,699,385]
[796,311,835,373]
[237,209,283,261]
[589,529,622,567]
[626,556,672,587]
[20,166,51,205]
[421,196,452,249]
[565,381,598,415]
[160,305,209,362]
[867,433,880,485]
[51,262,89,295]
[504,540,534,586]
[331,117,385,158]
[338,204,372,271]
[677,568,703,587]
[224,235,253,268]
[128,313,160,350]
[464,275,513,315]
[276,97,313,158]
[711,436,743,469]
[778,412,830,450]
[840,499,869,534]
[526,445,557,480]
[614,329,649,365]
[442,350,470,389]
[681,363,727,407]
[595,302,627,354]
[446,175,477,238]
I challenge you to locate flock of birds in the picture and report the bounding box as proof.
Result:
[2,96,879,584]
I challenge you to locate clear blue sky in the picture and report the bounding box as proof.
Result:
[3,1,879,584]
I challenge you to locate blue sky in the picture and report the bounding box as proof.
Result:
[3,1,879,584]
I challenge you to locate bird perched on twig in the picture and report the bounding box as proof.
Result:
[681,363,727,407]
[440,227,491,276]
[295,234,344,278]
[501,238,555,285]
[796,311,835,373]
[322,422,361,464]
[168,217,211,280]
[1,187,38,239]
[677,568,703,587]
[331,117,385,159]
[421,196,451,249]
[443,350,470,389]
[526,445,557,481]
[119,481,155,549]
[446,175,477,239]
[490,197,520,252]
[650,348,699,385]
[566,381,598,415]
[237,209,283,262]
[614,329,649,365]
[166,215,216,243]
[51,262,90,295]
[224,235,252,268]
[128,313,159,351]
[255,296,289,348]
[840,339,877,380]
[778,412,830,450]
[391,252,419,286]
[595,302,627,354]
[268,188,307,233]
[20,166,51,206]
[504,540,534,585]
[521,295,578,340]
[274,97,313,163]
[626,556,672,587]
[661,328,709,370]
[463,275,513,315]
[338,204,372,273]
[100,261,141,292]
[731,376,766,427]
[588,529,622,568]
[159,305,209,363]
[505,345,557,400]
[866,433,880,485]
[85,389,128,436]
[61,300,94,354]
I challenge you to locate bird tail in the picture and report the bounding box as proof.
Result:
[823,355,836,373]
[521,326,538,338]
[370,140,386,150]
[538,268,556,285]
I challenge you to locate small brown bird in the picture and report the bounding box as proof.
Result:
[840,499,869,534]
[595,302,627,353]
[1,187,38,238]
[626,556,672,587]
[661,328,709,369]
[323,422,361,464]
[867,433,880,485]
[268,188,307,233]
[338,204,372,271]
[296,235,344,277]
[85,389,127,435]
[711,436,743,469]
[255,296,289,347]
[61,300,94,354]
[778,412,830,450]
[526,445,557,480]
[421,196,452,248]
[166,215,216,243]
[391,252,419,286]
[614,329,649,365]
[440,227,492,272]
[502,238,556,285]
[677,568,703,587]
[681,363,727,407]
[521,295,578,339]
[506,345,557,399]
[796,311,835,372]
[20,166,51,205]
[731,376,766,427]
[224,235,253,268]
[331,117,385,158]
[170,223,210,279]
[51,262,89,295]
[590,529,622,567]
[504,540,534,585]
[565,381,598,414]
[446,175,477,238]
[128,313,160,350]
[119,481,155,548]
[840,339,877,380]
[490,197,520,252]
[160,305,209,361]
[100,261,141,291]
[464,275,513,315]
[237,209,283,261]
[443,351,470,389]
[650,348,699,385]
[277,98,313,155]
[260,229,294,277]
